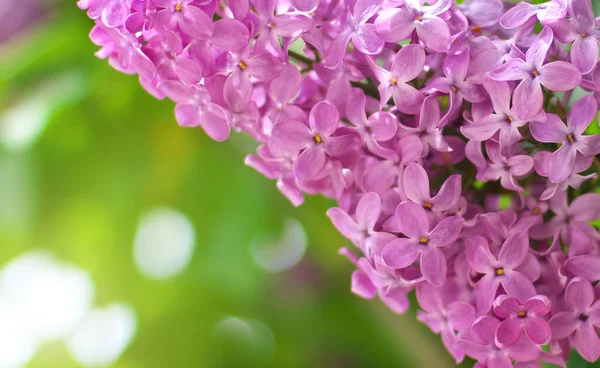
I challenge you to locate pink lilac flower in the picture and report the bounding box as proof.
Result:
[490,26,581,119]
[402,162,462,215]
[251,0,313,57]
[374,0,452,52]
[533,150,596,200]
[78,0,129,28]
[367,44,425,113]
[466,232,536,313]
[381,201,464,285]
[531,190,600,244]
[530,95,600,183]
[327,192,395,255]
[269,101,359,181]
[324,0,384,68]
[549,278,600,362]
[153,0,213,40]
[159,80,232,141]
[549,0,600,74]
[455,316,541,366]
[461,75,544,151]
[426,52,487,125]
[341,248,414,314]
[466,140,534,192]
[493,294,552,345]
[416,281,475,362]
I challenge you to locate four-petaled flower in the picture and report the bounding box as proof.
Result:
[490,26,581,119]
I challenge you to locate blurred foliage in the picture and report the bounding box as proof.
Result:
[0,2,598,368]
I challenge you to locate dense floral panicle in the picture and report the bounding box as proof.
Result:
[83,0,600,366]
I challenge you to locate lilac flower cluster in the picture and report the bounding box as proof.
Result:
[80,0,600,365]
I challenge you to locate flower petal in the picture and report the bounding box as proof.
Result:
[428,216,463,247]
[293,146,326,181]
[524,317,551,345]
[356,192,381,231]
[571,36,599,74]
[548,144,577,183]
[446,301,476,331]
[326,208,361,240]
[526,26,553,69]
[496,318,522,346]
[394,201,429,238]
[415,16,451,52]
[420,246,447,286]
[549,311,578,339]
[513,78,543,119]
[530,113,568,143]
[568,94,597,135]
[309,101,339,136]
[374,8,415,43]
[538,61,582,91]
[353,24,385,55]
[574,322,600,362]
[351,270,377,299]
[402,163,431,205]
[391,44,426,82]
[381,238,420,269]
[490,58,529,81]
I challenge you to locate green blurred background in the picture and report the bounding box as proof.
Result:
[0,1,597,367]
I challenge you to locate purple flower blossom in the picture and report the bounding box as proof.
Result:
[493,294,552,346]
[549,0,600,74]
[530,95,600,183]
[324,0,384,68]
[374,0,452,52]
[417,281,475,362]
[401,162,462,215]
[367,44,425,114]
[269,101,359,181]
[549,278,600,362]
[427,52,487,125]
[153,0,213,40]
[159,80,232,141]
[490,26,581,119]
[461,75,544,149]
[382,201,463,285]
[455,316,541,366]
[466,140,534,192]
[327,192,395,255]
[466,233,536,313]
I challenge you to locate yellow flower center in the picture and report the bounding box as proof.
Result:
[472,25,482,33]
[390,77,398,85]
[314,134,323,144]
[175,3,182,11]
[495,268,505,276]
[239,60,248,70]
[450,85,457,92]
[532,70,540,77]
[517,310,527,318]
[567,133,575,143]
[423,201,433,209]
[419,237,428,244]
